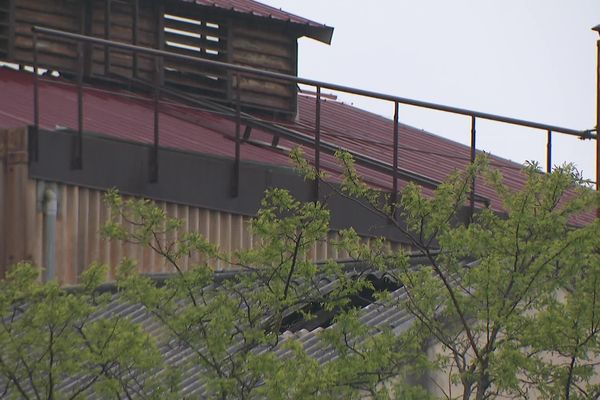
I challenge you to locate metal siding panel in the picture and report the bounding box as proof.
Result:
[25,179,42,268]
[77,187,89,276]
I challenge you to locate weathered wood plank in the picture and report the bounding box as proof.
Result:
[232,48,291,72]
[15,7,79,30]
[232,24,290,45]
[237,75,294,97]
[239,90,292,111]
[232,35,291,58]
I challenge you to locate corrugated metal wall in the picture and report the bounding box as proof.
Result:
[1,127,405,285]
[30,182,406,284]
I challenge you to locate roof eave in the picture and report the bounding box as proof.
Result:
[304,25,334,45]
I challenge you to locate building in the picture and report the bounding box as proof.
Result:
[0,0,593,284]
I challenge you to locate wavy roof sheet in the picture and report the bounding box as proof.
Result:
[0,67,593,225]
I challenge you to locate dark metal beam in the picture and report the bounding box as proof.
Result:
[314,86,321,201]
[595,28,600,217]
[232,73,241,197]
[546,130,552,174]
[31,30,39,162]
[104,0,112,75]
[74,42,84,169]
[391,101,399,207]
[150,58,160,182]
[470,116,476,221]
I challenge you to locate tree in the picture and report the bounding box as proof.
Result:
[0,153,598,399]
[327,151,600,399]
[102,187,431,399]
[0,262,176,399]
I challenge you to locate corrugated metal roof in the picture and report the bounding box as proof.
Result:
[52,264,419,398]
[177,0,334,43]
[0,67,592,225]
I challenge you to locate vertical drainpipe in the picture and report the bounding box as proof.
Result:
[42,184,58,281]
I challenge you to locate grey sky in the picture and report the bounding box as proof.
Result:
[261,0,599,181]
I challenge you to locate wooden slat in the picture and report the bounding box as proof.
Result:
[91,3,155,31]
[13,49,77,72]
[16,0,78,15]
[15,8,79,29]
[90,22,155,44]
[239,90,291,111]
[91,48,154,69]
[232,24,290,45]
[164,31,225,53]
[14,35,77,58]
[164,43,225,61]
[163,62,228,81]
[232,49,291,72]
[164,17,224,39]
[90,24,155,48]
[165,73,227,96]
[238,75,294,97]
[232,36,290,58]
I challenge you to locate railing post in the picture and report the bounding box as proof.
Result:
[132,0,139,79]
[31,29,39,163]
[232,72,241,197]
[73,41,84,169]
[546,130,552,174]
[104,0,111,75]
[149,57,160,182]
[391,101,399,211]
[469,116,477,221]
[596,35,600,218]
[314,86,321,201]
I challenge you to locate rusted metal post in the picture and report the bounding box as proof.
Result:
[546,130,552,174]
[391,101,399,210]
[104,0,111,75]
[150,57,160,182]
[594,24,600,218]
[314,86,321,201]
[32,30,39,162]
[73,41,84,169]
[470,116,477,221]
[232,72,241,197]
[132,0,139,78]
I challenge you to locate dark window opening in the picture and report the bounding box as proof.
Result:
[280,273,402,334]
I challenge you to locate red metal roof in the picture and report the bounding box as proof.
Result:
[177,0,334,43]
[0,67,592,225]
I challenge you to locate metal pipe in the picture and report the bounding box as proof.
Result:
[470,116,477,220]
[31,27,594,140]
[233,73,241,197]
[392,101,399,208]
[42,185,57,281]
[593,24,600,218]
[32,30,39,162]
[132,0,139,78]
[546,130,552,174]
[314,86,321,201]
[104,0,111,75]
[150,57,159,182]
[74,41,84,169]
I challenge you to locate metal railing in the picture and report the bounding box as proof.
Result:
[30,26,598,219]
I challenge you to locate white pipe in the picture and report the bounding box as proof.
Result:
[42,186,57,281]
